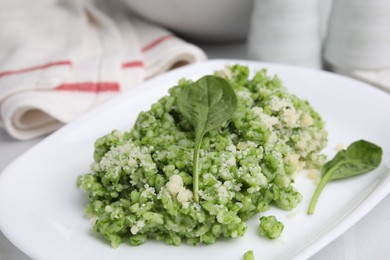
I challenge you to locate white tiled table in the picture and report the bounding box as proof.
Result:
[1,42,389,260]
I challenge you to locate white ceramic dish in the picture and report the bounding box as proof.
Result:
[0,60,389,260]
[122,0,254,41]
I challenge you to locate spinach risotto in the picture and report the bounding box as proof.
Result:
[77,64,327,247]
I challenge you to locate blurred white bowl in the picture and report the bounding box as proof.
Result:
[122,0,254,41]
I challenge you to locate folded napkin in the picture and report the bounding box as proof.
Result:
[0,0,206,140]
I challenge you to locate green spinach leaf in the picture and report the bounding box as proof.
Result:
[307,140,382,214]
[177,75,237,203]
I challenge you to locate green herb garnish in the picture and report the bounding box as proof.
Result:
[307,140,382,214]
[177,75,237,203]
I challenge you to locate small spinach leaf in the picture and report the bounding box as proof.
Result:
[307,140,382,215]
[177,75,237,203]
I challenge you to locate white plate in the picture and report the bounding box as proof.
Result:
[0,60,389,260]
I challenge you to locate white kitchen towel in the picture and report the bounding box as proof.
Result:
[0,0,206,140]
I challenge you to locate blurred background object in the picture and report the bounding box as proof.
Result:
[123,0,332,68]
[324,0,390,70]
[248,0,322,69]
[121,0,254,41]
[324,0,390,92]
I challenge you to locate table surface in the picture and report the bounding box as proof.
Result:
[1,41,389,260]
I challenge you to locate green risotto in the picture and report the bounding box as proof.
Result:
[77,64,327,247]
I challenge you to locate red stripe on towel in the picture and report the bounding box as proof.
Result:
[121,60,144,68]
[142,35,174,52]
[0,60,72,78]
[0,35,174,79]
[55,82,120,92]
